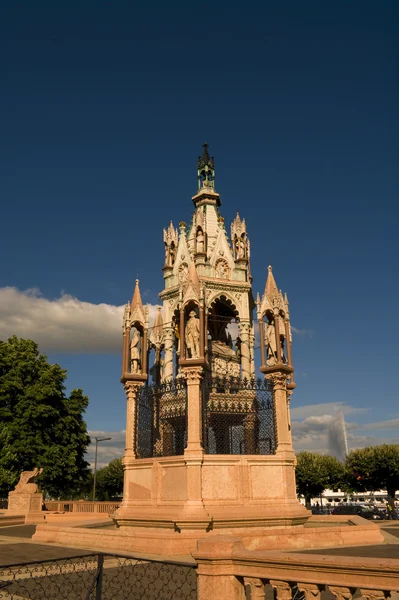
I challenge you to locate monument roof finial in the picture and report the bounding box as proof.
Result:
[198,142,214,170]
[131,279,144,312]
[265,265,279,300]
[197,142,215,190]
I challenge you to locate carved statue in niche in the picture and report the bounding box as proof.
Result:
[196,228,205,253]
[185,310,200,358]
[164,242,176,268]
[265,321,277,366]
[169,243,176,266]
[14,468,43,494]
[215,259,229,279]
[238,235,247,259]
[234,236,240,259]
[130,328,141,373]
[178,262,189,283]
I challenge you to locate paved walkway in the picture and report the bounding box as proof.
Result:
[1,522,399,565]
[0,525,194,565]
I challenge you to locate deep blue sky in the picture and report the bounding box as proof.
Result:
[1,1,398,457]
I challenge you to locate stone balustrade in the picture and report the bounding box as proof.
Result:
[44,501,120,514]
[193,536,399,600]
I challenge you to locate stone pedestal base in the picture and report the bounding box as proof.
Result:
[111,453,309,552]
[8,492,43,515]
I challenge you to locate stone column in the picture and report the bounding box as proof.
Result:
[180,307,185,361]
[284,319,293,367]
[162,421,174,456]
[259,318,266,368]
[199,305,205,358]
[274,311,282,363]
[268,372,292,453]
[184,366,203,455]
[124,382,143,458]
[163,327,174,381]
[183,367,206,516]
[250,323,256,377]
[142,329,148,375]
[239,322,251,380]
[122,325,130,375]
[243,412,258,454]
[287,389,293,445]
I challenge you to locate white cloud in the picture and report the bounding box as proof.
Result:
[290,402,368,421]
[291,326,313,337]
[359,419,399,431]
[0,287,160,354]
[86,430,125,469]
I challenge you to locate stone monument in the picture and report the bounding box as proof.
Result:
[113,144,309,553]
[32,145,383,554]
[8,467,43,515]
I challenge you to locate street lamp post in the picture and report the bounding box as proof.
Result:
[92,436,112,501]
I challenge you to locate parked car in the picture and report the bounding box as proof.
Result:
[331,505,386,520]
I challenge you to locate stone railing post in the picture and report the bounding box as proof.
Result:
[329,587,354,600]
[297,583,322,600]
[359,590,390,600]
[198,574,245,600]
[194,537,246,600]
[244,577,265,600]
[270,580,292,600]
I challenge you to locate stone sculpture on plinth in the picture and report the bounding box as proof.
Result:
[8,467,44,516]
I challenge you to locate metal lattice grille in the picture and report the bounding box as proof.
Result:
[136,379,188,458]
[202,376,276,455]
[0,553,197,600]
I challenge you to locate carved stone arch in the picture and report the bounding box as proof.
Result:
[207,294,240,346]
[130,319,144,332]
[209,293,239,317]
[183,296,199,309]
[263,309,274,324]
[207,291,239,318]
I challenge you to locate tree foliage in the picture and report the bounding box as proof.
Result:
[0,336,91,498]
[346,445,399,507]
[95,458,123,500]
[295,451,345,506]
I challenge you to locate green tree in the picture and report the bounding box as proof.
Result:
[295,452,345,507]
[95,458,123,500]
[346,445,399,509]
[0,336,91,498]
